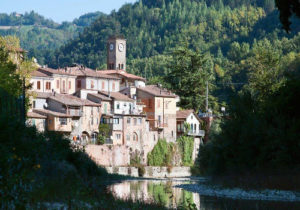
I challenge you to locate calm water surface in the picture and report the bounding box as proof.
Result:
[108,177,300,210]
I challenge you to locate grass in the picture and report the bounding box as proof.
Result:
[0,116,169,209]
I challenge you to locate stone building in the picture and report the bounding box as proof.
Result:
[137,85,177,142]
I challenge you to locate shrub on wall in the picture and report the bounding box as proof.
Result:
[147,139,173,166]
[177,136,194,166]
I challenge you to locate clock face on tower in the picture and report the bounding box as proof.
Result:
[118,43,124,52]
[110,43,114,51]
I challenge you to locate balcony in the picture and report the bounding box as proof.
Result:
[188,130,205,137]
[67,109,82,117]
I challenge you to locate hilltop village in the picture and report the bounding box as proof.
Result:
[26,36,205,166]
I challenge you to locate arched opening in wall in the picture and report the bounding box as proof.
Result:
[133,132,138,141]
[82,131,90,144]
[91,132,98,144]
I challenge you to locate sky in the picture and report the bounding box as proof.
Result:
[0,0,138,23]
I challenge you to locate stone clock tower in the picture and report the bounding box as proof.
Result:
[107,36,126,71]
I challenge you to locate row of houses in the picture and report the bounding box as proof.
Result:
[26,36,205,165]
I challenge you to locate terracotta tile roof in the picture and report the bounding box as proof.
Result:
[34,109,71,118]
[98,70,146,81]
[176,110,194,119]
[29,91,52,99]
[60,66,120,79]
[38,67,77,76]
[177,109,203,122]
[88,93,112,101]
[27,111,47,119]
[137,85,176,98]
[31,69,52,77]
[49,93,100,106]
[98,91,134,102]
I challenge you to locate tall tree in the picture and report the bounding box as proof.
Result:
[165,44,214,112]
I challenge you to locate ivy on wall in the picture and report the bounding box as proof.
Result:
[147,137,194,167]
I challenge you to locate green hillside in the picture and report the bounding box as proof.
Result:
[0,11,104,64]
[46,0,299,70]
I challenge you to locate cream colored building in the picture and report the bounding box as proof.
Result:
[137,85,177,142]
[30,67,76,94]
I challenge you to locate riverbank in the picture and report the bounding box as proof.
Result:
[176,183,300,202]
[0,118,168,209]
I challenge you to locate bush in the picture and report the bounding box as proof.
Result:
[97,135,105,145]
[147,139,173,166]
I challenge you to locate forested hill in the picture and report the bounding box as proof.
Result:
[0,11,104,64]
[45,0,300,73]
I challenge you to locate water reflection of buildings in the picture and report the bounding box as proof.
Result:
[108,180,201,209]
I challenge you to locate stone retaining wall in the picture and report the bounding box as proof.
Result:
[105,166,191,178]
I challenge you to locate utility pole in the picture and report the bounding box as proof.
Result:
[206,81,208,113]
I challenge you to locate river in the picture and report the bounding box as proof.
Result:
[107,177,300,209]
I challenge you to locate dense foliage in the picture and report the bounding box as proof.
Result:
[177,136,195,167]
[199,48,300,175]
[147,139,174,166]
[147,137,195,167]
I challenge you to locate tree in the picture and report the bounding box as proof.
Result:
[0,36,37,96]
[165,44,214,112]
[275,0,300,32]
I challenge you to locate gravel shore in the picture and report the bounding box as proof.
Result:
[175,184,300,202]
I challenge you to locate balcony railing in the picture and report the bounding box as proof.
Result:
[67,109,82,117]
[188,130,205,137]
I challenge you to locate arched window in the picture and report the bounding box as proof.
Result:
[133,132,138,141]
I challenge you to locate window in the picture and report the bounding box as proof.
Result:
[62,81,65,92]
[113,118,119,124]
[172,131,174,137]
[37,81,41,90]
[121,64,124,69]
[127,117,131,124]
[69,81,71,89]
[102,81,105,90]
[191,115,193,119]
[116,103,120,109]
[91,80,94,89]
[118,64,121,69]
[133,132,138,141]
[46,82,51,90]
[157,99,160,108]
[116,134,121,139]
[112,82,115,91]
[91,117,94,125]
[134,118,137,125]
[194,124,196,132]
[177,124,180,131]
[33,101,36,109]
[59,118,67,125]
[138,118,142,125]
[56,80,59,89]
[77,80,81,89]
[104,104,107,114]
[158,115,161,123]
[32,119,35,126]
[109,63,114,69]
[126,135,130,141]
